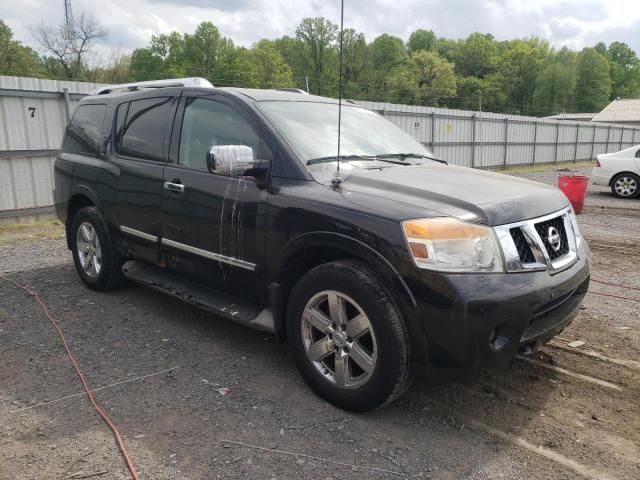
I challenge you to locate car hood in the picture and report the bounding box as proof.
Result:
[340,163,569,226]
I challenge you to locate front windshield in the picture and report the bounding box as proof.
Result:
[257,101,436,166]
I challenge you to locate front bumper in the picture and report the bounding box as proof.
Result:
[402,250,590,372]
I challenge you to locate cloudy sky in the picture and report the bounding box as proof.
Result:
[2,0,640,55]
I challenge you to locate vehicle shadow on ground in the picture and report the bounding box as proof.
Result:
[2,263,566,479]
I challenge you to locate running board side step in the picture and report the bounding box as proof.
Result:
[121,260,274,333]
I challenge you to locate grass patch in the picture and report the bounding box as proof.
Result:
[0,220,65,245]
[494,160,595,174]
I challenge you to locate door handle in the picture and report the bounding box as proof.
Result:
[164,181,185,194]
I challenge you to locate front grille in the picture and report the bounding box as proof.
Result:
[534,216,569,260]
[510,227,535,264]
[495,207,578,273]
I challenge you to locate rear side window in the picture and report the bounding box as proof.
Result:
[63,104,106,155]
[114,102,129,154]
[120,97,172,161]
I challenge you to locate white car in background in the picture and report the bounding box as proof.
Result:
[592,145,640,199]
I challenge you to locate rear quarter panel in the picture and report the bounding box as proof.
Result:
[596,152,640,185]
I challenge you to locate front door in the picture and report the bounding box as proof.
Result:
[160,94,272,302]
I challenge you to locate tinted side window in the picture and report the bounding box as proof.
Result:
[63,104,106,155]
[120,97,172,161]
[635,149,640,158]
[178,97,271,172]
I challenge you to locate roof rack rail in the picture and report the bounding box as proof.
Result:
[91,77,214,95]
[273,88,309,94]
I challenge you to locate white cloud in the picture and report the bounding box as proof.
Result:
[2,0,640,56]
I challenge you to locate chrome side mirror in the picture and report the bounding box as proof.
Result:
[206,145,254,176]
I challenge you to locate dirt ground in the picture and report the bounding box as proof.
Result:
[1,163,639,480]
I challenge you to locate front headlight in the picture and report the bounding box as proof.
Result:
[402,217,504,272]
[567,208,582,245]
[567,208,586,254]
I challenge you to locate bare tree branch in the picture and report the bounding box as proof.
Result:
[31,12,106,80]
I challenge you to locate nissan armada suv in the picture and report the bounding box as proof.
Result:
[54,78,590,411]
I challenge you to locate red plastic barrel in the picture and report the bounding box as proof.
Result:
[558,175,589,214]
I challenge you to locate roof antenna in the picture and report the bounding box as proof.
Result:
[331,0,345,187]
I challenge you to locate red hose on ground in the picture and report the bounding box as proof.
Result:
[588,290,640,303]
[0,273,140,480]
[588,278,640,303]
[590,277,640,292]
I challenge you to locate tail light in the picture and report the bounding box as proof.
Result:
[595,159,601,167]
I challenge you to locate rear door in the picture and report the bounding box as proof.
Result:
[108,94,178,263]
[160,93,272,301]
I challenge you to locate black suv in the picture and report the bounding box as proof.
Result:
[54,78,590,411]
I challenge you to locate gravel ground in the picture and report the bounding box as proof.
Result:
[1,166,639,480]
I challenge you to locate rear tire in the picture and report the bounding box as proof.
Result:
[287,260,410,411]
[70,207,126,291]
[611,173,640,199]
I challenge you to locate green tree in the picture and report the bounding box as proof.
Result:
[149,31,186,77]
[436,37,461,64]
[411,51,456,104]
[128,47,166,81]
[477,74,509,112]
[369,34,405,78]
[249,39,294,88]
[575,48,612,111]
[295,17,338,95]
[455,75,484,109]
[497,39,548,111]
[407,29,436,53]
[533,47,577,115]
[184,22,236,83]
[455,33,497,78]
[366,34,406,99]
[594,42,607,56]
[0,20,44,77]
[86,49,131,83]
[340,28,368,97]
[606,41,640,99]
[273,35,307,89]
[386,68,417,104]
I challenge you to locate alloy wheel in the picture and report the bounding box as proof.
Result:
[76,222,102,277]
[614,176,637,197]
[301,290,378,389]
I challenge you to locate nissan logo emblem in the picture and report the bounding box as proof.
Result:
[547,226,562,252]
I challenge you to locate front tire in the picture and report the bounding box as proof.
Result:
[287,261,410,411]
[611,173,640,199]
[70,207,125,291]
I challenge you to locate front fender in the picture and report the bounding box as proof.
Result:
[274,231,416,308]
[269,230,433,363]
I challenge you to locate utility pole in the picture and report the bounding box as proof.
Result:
[64,0,73,28]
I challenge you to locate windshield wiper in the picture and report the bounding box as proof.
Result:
[375,153,447,164]
[306,154,376,165]
[306,154,415,166]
